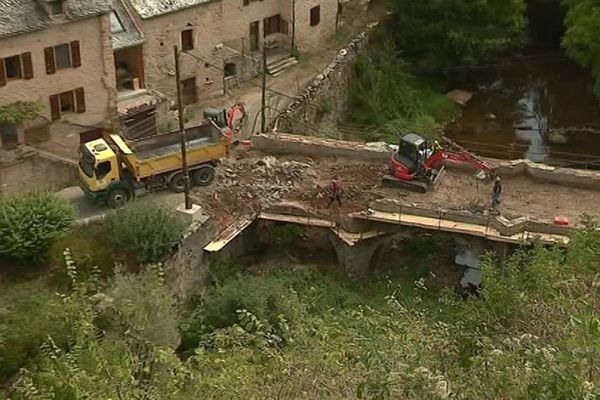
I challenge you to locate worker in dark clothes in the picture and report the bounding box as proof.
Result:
[327,176,343,208]
[491,176,502,208]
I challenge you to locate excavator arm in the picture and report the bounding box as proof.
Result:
[425,137,495,176]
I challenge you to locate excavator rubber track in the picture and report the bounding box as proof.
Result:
[381,175,429,193]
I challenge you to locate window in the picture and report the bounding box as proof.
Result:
[49,88,85,120]
[48,0,63,15]
[0,53,33,85]
[4,56,22,80]
[59,91,74,113]
[55,44,71,69]
[181,77,197,105]
[181,29,194,51]
[95,161,112,179]
[224,63,237,77]
[310,5,320,26]
[44,41,81,74]
[109,11,125,33]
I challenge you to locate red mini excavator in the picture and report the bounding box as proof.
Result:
[383,133,496,192]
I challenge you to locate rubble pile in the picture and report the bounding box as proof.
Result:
[191,155,317,226]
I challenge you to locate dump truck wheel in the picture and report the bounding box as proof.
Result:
[107,189,129,209]
[192,166,215,186]
[169,173,186,193]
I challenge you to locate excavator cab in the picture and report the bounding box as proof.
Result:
[203,107,227,128]
[394,133,431,174]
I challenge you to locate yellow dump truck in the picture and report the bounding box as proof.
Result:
[78,121,228,208]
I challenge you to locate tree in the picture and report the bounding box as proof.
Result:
[562,0,600,97]
[390,0,527,70]
[0,191,75,262]
[0,101,43,124]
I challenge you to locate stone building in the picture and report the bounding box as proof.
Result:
[0,0,338,154]
[0,0,117,152]
[120,0,338,103]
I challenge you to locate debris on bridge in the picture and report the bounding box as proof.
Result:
[190,146,600,230]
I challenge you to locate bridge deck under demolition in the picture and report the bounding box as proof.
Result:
[194,133,600,253]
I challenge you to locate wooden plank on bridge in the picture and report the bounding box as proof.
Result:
[353,210,569,246]
[203,217,255,252]
[259,212,335,228]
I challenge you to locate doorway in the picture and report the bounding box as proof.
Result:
[0,123,19,150]
[249,21,259,52]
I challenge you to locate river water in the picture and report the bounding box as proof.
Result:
[445,47,600,166]
[445,0,600,167]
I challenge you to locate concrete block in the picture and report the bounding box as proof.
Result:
[176,203,209,225]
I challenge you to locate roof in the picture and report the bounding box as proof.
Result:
[0,0,112,38]
[402,133,426,146]
[111,0,144,50]
[126,0,211,19]
[84,138,116,161]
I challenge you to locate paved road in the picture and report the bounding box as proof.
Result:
[57,186,185,223]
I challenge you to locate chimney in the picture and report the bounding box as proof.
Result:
[40,0,65,17]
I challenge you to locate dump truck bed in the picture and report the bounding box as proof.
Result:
[113,121,228,179]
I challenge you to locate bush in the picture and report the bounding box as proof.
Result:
[0,280,69,381]
[102,200,185,264]
[100,268,181,349]
[180,272,307,352]
[0,191,75,262]
[49,227,115,288]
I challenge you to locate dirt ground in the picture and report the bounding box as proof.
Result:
[191,150,600,229]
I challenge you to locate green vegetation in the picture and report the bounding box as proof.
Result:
[0,100,44,124]
[562,0,600,98]
[390,0,527,70]
[3,221,600,398]
[0,191,75,262]
[345,1,528,142]
[348,38,460,142]
[102,200,185,264]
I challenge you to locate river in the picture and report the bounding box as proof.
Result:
[445,47,600,167]
[445,2,600,167]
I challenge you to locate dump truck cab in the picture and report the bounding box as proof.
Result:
[78,139,124,203]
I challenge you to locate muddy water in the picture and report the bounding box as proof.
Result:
[445,47,600,166]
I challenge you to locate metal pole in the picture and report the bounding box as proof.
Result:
[174,45,192,210]
[291,0,296,54]
[261,42,267,133]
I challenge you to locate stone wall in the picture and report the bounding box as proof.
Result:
[271,26,373,133]
[139,3,226,103]
[164,216,220,301]
[0,150,78,197]
[253,132,600,191]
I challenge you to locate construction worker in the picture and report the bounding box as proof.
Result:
[491,176,502,208]
[327,176,343,208]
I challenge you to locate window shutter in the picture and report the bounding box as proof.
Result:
[75,87,86,113]
[70,41,81,68]
[21,52,33,79]
[49,95,60,120]
[0,59,5,87]
[281,19,289,35]
[44,47,56,74]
